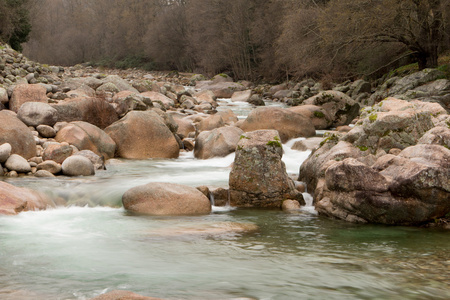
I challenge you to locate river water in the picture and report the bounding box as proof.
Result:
[0,100,449,300]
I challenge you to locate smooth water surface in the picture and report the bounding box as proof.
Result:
[0,100,448,300]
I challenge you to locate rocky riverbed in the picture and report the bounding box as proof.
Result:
[0,42,449,228]
[1,42,450,299]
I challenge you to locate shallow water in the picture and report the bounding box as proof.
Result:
[0,101,449,300]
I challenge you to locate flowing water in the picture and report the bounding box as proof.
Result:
[0,101,449,300]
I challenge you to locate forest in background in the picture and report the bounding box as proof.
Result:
[1,0,450,82]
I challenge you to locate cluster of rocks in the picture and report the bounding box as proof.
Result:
[299,98,450,226]
[1,42,449,226]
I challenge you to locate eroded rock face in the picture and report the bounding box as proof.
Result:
[122,182,211,216]
[55,121,116,160]
[343,98,438,153]
[0,181,55,215]
[229,130,304,208]
[0,111,36,159]
[238,106,315,143]
[316,145,450,225]
[300,99,450,225]
[105,110,179,159]
[194,126,243,159]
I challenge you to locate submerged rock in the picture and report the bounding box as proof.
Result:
[122,182,211,216]
[229,130,304,208]
[0,181,55,215]
[90,290,162,300]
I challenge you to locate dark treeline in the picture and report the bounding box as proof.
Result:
[16,0,450,81]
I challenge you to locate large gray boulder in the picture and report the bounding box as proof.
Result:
[122,182,211,216]
[17,102,58,126]
[229,130,304,208]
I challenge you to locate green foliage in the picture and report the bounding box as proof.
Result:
[313,111,325,118]
[356,145,368,151]
[239,135,250,140]
[388,63,419,78]
[267,136,282,148]
[436,64,450,79]
[369,113,377,123]
[0,0,31,51]
[319,133,339,147]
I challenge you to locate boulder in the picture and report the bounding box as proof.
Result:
[9,84,48,112]
[36,124,56,138]
[0,143,12,163]
[417,126,450,148]
[0,181,55,215]
[102,75,139,93]
[238,106,315,143]
[51,97,118,129]
[231,90,252,102]
[0,111,36,159]
[291,137,323,151]
[343,98,437,153]
[34,170,55,177]
[73,150,105,170]
[43,143,73,164]
[140,91,175,109]
[36,160,61,174]
[303,90,360,127]
[17,102,58,127]
[195,81,246,98]
[216,109,239,125]
[172,115,195,138]
[315,145,450,225]
[193,90,217,105]
[288,104,333,130]
[105,110,179,159]
[194,126,244,159]
[111,91,152,117]
[0,87,8,104]
[55,121,116,159]
[229,130,304,208]
[196,114,225,132]
[122,182,211,216]
[61,155,95,176]
[282,200,301,211]
[5,154,31,173]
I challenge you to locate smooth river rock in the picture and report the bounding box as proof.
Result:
[122,182,211,216]
[61,155,95,176]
